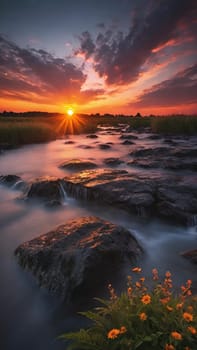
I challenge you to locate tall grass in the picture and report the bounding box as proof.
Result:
[151,116,197,135]
[0,114,196,147]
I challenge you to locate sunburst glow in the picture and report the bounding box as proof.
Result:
[67,107,74,116]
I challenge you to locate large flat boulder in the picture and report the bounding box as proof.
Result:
[15,216,143,301]
[62,169,156,217]
[62,169,197,226]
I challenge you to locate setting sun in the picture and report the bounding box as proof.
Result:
[67,107,74,117]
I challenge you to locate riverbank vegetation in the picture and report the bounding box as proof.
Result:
[62,268,197,350]
[0,113,197,147]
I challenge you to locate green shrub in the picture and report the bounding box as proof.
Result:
[61,268,197,350]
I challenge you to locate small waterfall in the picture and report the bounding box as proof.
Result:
[188,214,197,227]
[136,205,147,217]
[11,180,24,191]
[59,182,68,204]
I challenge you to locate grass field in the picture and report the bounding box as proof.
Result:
[0,114,196,147]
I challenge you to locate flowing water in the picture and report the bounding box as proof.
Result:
[0,127,197,350]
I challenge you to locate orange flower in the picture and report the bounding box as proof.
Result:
[140,277,145,282]
[185,347,190,350]
[171,331,182,340]
[132,267,142,272]
[141,294,151,304]
[187,326,196,334]
[139,312,147,321]
[107,328,120,339]
[183,312,193,322]
[166,305,173,311]
[165,271,172,278]
[120,326,127,334]
[176,303,183,310]
[135,281,141,288]
[127,287,132,295]
[165,344,175,350]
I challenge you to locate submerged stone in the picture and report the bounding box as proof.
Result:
[60,159,98,171]
[86,134,98,139]
[99,144,111,149]
[15,216,143,300]
[0,174,26,190]
[103,158,124,166]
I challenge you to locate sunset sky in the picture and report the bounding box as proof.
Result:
[0,0,196,115]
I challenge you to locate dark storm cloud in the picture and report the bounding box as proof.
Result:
[0,35,85,92]
[77,0,197,85]
[0,35,104,104]
[130,64,197,108]
[78,32,95,59]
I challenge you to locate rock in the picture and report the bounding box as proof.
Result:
[122,140,135,145]
[171,148,197,158]
[77,145,93,149]
[129,147,170,158]
[103,158,124,166]
[61,169,197,226]
[64,140,75,144]
[62,169,156,217]
[163,138,177,146]
[23,177,63,206]
[181,249,197,264]
[0,174,26,190]
[120,134,138,140]
[156,185,197,226]
[127,159,160,169]
[164,159,197,171]
[86,134,98,139]
[147,134,162,140]
[60,159,98,171]
[15,216,143,300]
[99,144,111,150]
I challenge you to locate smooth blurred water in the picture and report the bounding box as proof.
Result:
[0,128,197,350]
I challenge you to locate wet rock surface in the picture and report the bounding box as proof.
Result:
[99,143,111,149]
[121,140,135,145]
[86,134,98,139]
[103,158,124,166]
[60,159,98,171]
[15,216,143,300]
[62,169,156,217]
[128,145,197,172]
[22,177,63,207]
[0,174,26,190]
[120,134,138,140]
[62,169,197,226]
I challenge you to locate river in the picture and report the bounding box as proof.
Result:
[0,126,196,350]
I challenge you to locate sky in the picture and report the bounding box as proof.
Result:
[0,0,197,115]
